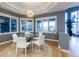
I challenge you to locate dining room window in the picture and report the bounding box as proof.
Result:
[36,16,57,33]
[20,18,33,32]
[20,18,27,32]
[11,18,18,32]
[36,20,42,32]
[42,20,48,32]
[27,20,32,31]
[0,16,10,33]
[49,18,56,32]
[0,15,18,34]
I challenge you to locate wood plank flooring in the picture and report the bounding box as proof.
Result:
[0,40,69,57]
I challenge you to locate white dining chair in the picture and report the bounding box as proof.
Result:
[16,37,30,56]
[33,32,43,40]
[12,34,18,47]
[33,35,45,52]
[38,32,43,36]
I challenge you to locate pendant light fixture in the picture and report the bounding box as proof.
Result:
[26,2,34,18]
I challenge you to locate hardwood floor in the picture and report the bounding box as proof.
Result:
[45,40,69,57]
[0,41,12,51]
[0,40,69,57]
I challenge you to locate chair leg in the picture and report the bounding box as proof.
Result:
[12,42,14,48]
[30,44,31,52]
[16,48,17,56]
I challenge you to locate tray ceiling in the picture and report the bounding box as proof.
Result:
[0,2,79,16]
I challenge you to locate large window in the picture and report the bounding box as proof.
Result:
[27,20,32,31]
[0,16,10,33]
[20,18,27,32]
[11,18,18,32]
[36,16,57,33]
[42,20,48,32]
[36,20,42,32]
[65,12,68,33]
[71,11,79,35]
[0,15,18,34]
[49,19,56,32]
[20,18,33,32]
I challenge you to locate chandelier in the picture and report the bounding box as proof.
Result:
[27,10,34,18]
[27,2,34,18]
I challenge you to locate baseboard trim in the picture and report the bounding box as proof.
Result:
[0,40,13,45]
[45,39,58,42]
[61,49,70,53]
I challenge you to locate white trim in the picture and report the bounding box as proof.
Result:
[36,16,57,33]
[0,40,12,45]
[45,39,58,42]
[36,32,57,34]
[0,33,11,35]
[0,12,18,18]
[0,12,13,17]
[10,17,11,33]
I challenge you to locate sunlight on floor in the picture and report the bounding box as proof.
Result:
[69,37,79,57]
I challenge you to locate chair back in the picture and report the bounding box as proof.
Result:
[16,37,26,48]
[12,34,18,42]
[25,32,30,36]
[39,35,45,44]
[17,37,26,43]
[38,32,43,37]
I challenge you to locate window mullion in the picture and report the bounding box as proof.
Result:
[10,17,11,33]
[41,20,42,32]
[48,19,49,32]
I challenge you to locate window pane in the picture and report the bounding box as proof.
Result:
[65,12,68,22]
[65,12,68,33]
[0,22,1,33]
[0,16,10,33]
[71,11,78,22]
[72,23,77,34]
[36,20,42,32]
[43,20,48,32]
[49,19,55,32]
[21,19,27,32]
[11,18,17,32]
[65,23,67,33]
[27,20,32,31]
[77,11,79,22]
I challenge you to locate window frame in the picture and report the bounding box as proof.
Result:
[20,18,33,33]
[71,11,79,35]
[36,16,57,33]
[10,16,18,33]
[27,19,33,32]
[0,12,18,35]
